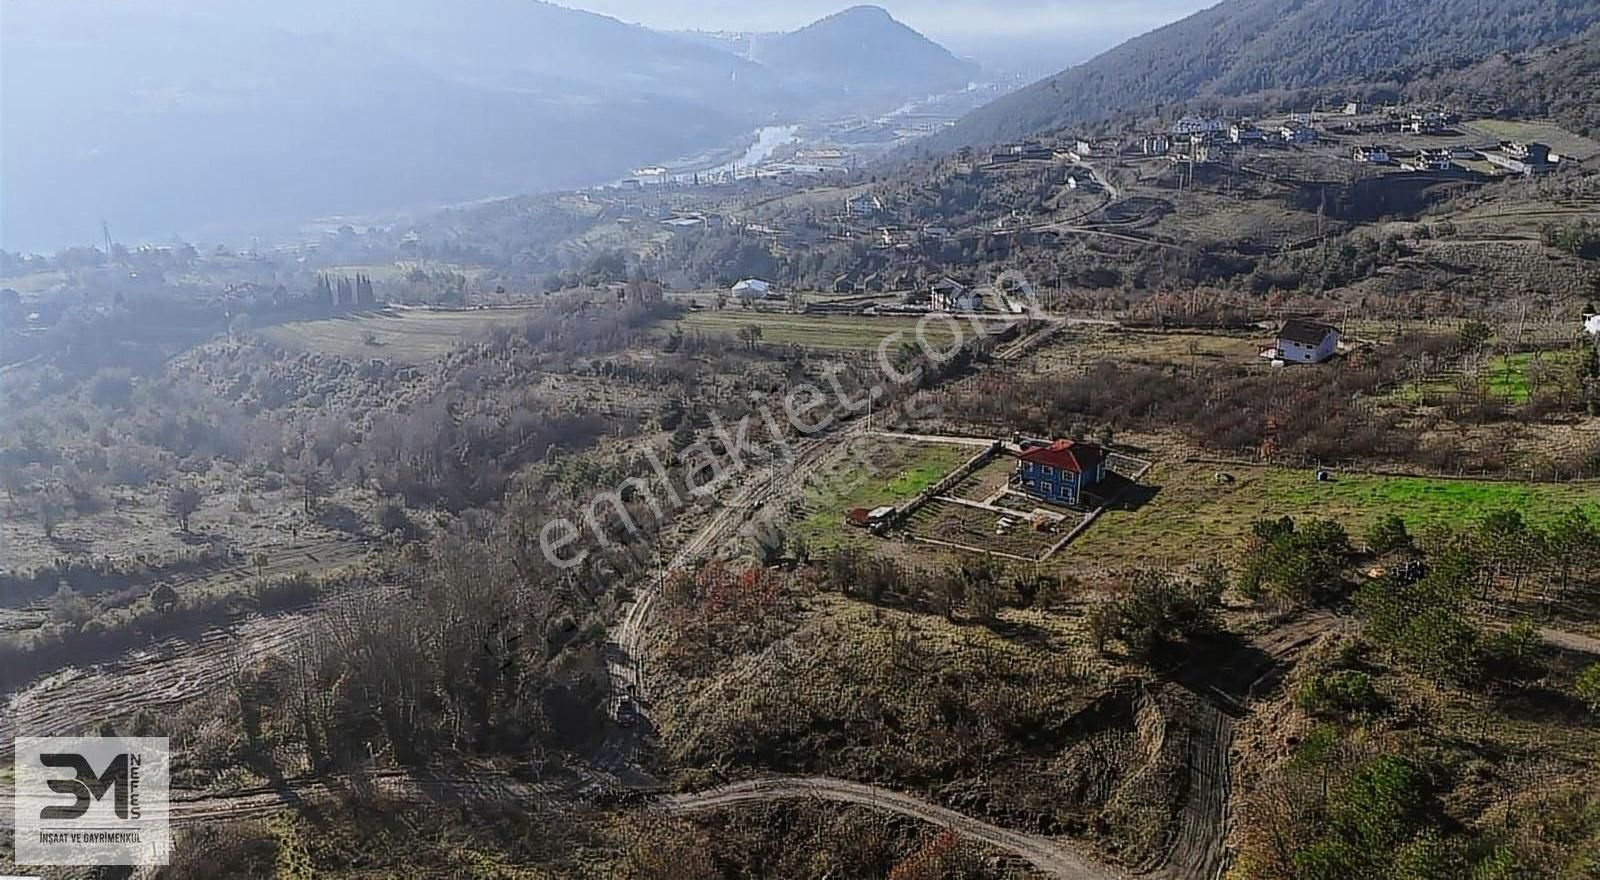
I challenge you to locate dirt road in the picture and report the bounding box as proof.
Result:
[663,777,1123,879]
[596,422,861,772]
[1154,611,1339,880]
[1538,626,1600,656]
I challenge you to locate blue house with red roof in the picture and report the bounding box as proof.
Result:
[1013,440,1108,508]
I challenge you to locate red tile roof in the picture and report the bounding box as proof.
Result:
[1017,440,1104,474]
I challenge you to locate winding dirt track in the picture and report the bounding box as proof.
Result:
[663,777,1122,879]
[0,770,1115,879]
[596,423,860,773]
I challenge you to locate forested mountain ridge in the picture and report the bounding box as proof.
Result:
[1404,23,1600,137]
[925,0,1600,149]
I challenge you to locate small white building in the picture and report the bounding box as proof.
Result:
[930,277,983,312]
[1405,111,1447,133]
[1280,124,1318,145]
[1170,115,1226,137]
[1070,139,1120,158]
[1230,124,1267,145]
[731,278,774,301]
[1269,319,1341,364]
[1403,150,1454,172]
[846,193,883,219]
[1352,145,1391,164]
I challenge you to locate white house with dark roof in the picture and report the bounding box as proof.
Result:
[846,192,884,219]
[1269,319,1341,364]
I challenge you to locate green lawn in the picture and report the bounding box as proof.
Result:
[793,438,973,549]
[1268,473,1600,526]
[1070,462,1600,569]
[670,310,965,351]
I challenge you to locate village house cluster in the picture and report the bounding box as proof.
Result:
[977,104,1566,181]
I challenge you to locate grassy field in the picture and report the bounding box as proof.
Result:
[1069,461,1600,569]
[792,437,973,550]
[671,310,965,351]
[260,307,540,363]
[1461,119,1600,162]
[1029,327,1268,375]
[1402,349,1578,404]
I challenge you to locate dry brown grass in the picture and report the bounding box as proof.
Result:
[650,591,1185,867]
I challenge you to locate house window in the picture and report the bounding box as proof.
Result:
[1041,465,1054,477]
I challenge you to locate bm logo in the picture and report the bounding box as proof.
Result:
[39,752,142,820]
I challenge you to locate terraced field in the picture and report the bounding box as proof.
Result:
[672,310,966,351]
[260,306,542,362]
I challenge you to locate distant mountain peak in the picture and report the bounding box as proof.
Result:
[795,5,912,34]
[754,4,975,95]
[830,5,896,20]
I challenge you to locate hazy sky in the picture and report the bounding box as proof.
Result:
[572,0,1212,44]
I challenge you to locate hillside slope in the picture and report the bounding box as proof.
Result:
[927,0,1600,149]
[1404,23,1600,137]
